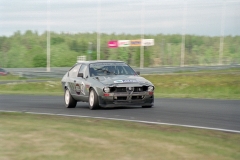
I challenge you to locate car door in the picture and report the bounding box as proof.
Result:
[68,64,81,97]
[75,64,90,102]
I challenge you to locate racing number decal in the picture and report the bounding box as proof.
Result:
[80,82,85,95]
[75,84,81,95]
[75,83,88,95]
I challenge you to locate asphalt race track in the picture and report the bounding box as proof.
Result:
[0,95,239,132]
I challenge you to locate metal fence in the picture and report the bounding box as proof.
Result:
[5,64,240,79]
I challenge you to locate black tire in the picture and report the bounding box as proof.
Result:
[142,95,154,108]
[89,89,100,110]
[64,88,77,108]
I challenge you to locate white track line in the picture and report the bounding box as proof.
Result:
[1,110,240,133]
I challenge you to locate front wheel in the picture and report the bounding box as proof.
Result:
[89,89,100,110]
[64,88,77,108]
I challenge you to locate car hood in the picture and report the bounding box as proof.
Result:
[93,75,153,86]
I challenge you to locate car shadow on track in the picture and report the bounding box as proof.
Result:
[75,103,144,110]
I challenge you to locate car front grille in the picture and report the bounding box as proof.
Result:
[116,87,127,92]
[114,86,148,93]
[134,86,148,92]
[113,96,144,101]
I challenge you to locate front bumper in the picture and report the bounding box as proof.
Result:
[98,91,154,108]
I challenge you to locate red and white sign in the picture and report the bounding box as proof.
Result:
[108,39,154,48]
[118,40,130,47]
[141,39,154,46]
[108,40,118,48]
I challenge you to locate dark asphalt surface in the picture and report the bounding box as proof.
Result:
[0,95,239,132]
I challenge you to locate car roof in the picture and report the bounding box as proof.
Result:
[76,60,124,64]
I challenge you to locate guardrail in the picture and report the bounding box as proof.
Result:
[5,64,240,78]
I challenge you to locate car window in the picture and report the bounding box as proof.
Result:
[89,62,136,76]
[78,64,87,78]
[69,64,81,78]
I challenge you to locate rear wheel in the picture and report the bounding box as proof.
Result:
[64,88,77,108]
[89,89,100,110]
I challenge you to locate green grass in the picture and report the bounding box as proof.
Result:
[172,67,240,74]
[0,80,63,95]
[0,74,59,81]
[0,112,239,160]
[0,70,240,99]
[0,74,27,80]
[143,71,240,99]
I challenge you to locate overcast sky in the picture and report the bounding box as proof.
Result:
[0,0,240,36]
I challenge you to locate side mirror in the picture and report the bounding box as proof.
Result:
[136,71,140,75]
[78,73,84,78]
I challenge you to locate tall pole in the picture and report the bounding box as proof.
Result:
[97,0,101,60]
[47,0,51,72]
[88,42,92,60]
[219,1,226,65]
[140,0,145,69]
[161,39,165,66]
[168,43,172,65]
[180,0,187,67]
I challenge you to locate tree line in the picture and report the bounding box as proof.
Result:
[0,30,239,68]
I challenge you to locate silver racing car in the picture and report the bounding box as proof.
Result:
[61,60,154,110]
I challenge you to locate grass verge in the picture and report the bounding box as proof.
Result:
[0,74,27,80]
[0,112,239,160]
[0,80,62,95]
[143,71,240,99]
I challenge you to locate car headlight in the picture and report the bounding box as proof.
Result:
[103,87,110,93]
[148,86,154,92]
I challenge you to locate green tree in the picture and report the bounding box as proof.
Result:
[33,54,47,67]
[118,48,129,63]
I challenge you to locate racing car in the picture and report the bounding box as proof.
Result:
[0,68,8,76]
[61,60,154,110]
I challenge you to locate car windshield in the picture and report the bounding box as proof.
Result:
[89,62,136,77]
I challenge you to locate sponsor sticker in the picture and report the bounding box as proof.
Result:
[114,79,138,83]
[114,80,123,83]
[123,79,138,83]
